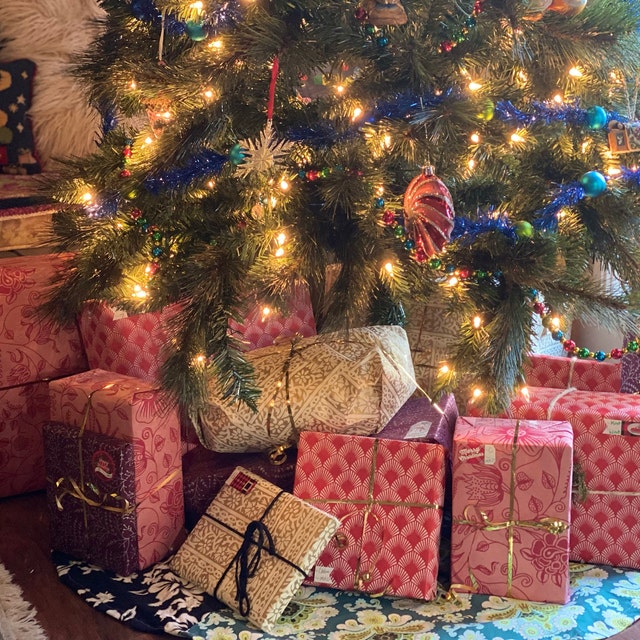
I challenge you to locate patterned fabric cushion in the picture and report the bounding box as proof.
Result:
[0,60,40,175]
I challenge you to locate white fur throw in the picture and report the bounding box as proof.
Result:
[0,0,106,168]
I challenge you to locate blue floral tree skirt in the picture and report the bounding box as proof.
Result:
[54,553,640,640]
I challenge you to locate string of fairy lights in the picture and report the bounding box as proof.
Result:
[75,0,640,397]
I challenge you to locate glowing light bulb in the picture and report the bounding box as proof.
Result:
[193,354,206,365]
[568,67,583,78]
[510,132,525,143]
[132,284,148,299]
[448,276,459,287]
[279,179,289,191]
[276,232,286,245]
[472,387,482,399]
[275,247,285,257]
[270,196,277,207]
[144,136,153,145]
[209,39,223,50]
[82,192,93,202]
[204,89,214,100]
[553,94,564,104]
[383,134,392,148]
[384,262,394,274]
[521,386,530,401]
[439,364,450,374]
[207,180,215,189]
[518,70,528,82]
[161,111,172,120]
[352,107,363,120]
[468,81,482,91]
[472,315,482,329]
[470,132,480,144]
[581,140,590,153]
[607,166,621,176]
[261,306,271,318]
[376,186,384,196]
[129,80,137,90]
[190,1,204,10]
[468,159,476,170]
[336,85,345,94]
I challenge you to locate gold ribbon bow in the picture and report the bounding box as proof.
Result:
[453,420,568,597]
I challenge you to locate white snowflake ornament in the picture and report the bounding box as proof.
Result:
[236,121,292,177]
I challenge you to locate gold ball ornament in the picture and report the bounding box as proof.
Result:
[548,0,587,15]
[522,0,552,20]
[362,0,408,26]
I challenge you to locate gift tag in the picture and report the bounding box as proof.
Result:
[314,565,334,584]
[603,418,622,435]
[405,420,433,439]
[484,444,496,465]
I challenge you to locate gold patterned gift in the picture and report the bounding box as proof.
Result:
[197,325,416,452]
[170,466,340,633]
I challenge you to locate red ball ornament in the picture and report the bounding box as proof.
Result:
[610,348,624,359]
[440,41,454,53]
[533,302,546,315]
[382,210,396,225]
[120,169,131,178]
[563,339,576,352]
[123,147,132,158]
[130,208,142,220]
[354,6,368,20]
[307,170,319,181]
[414,247,427,263]
[403,166,455,258]
[459,268,470,279]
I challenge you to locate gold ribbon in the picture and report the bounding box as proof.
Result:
[453,420,568,597]
[305,437,442,594]
[572,460,640,503]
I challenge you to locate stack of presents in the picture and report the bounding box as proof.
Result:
[3,254,640,632]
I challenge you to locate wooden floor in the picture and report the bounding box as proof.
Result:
[1,490,640,640]
[0,491,171,639]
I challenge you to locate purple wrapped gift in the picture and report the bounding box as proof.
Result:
[44,422,141,575]
[622,352,640,394]
[182,444,297,529]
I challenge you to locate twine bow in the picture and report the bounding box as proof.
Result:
[235,521,276,616]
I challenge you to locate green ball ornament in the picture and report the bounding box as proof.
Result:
[229,143,245,166]
[477,99,495,121]
[586,106,607,130]
[580,171,607,197]
[628,340,639,352]
[514,220,534,239]
[577,347,591,359]
[185,20,206,41]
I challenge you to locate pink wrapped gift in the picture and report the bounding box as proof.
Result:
[451,416,573,604]
[78,287,316,383]
[49,369,184,569]
[0,382,50,498]
[0,254,88,389]
[44,421,183,575]
[508,386,640,569]
[294,431,446,600]
[524,354,621,393]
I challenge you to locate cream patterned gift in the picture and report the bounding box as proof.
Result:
[196,325,416,452]
[170,466,340,633]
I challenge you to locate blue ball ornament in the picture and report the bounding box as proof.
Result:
[586,106,607,130]
[580,171,607,197]
[185,20,206,41]
[229,143,246,166]
[374,197,385,208]
[552,330,564,341]
[594,351,606,361]
[376,36,389,47]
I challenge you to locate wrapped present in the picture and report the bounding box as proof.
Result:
[170,466,339,633]
[0,254,88,389]
[183,443,297,530]
[78,287,316,384]
[48,368,184,570]
[197,325,416,453]
[0,254,88,498]
[0,381,50,497]
[44,422,183,575]
[508,386,640,569]
[524,354,621,393]
[293,431,446,600]
[451,416,573,604]
[621,352,640,394]
[608,120,640,154]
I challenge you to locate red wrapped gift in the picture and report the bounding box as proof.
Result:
[508,386,640,569]
[451,416,573,604]
[48,369,184,570]
[43,422,182,574]
[78,287,316,383]
[294,431,446,600]
[0,254,88,498]
[524,354,621,393]
[0,254,88,388]
[182,443,297,530]
[0,382,50,497]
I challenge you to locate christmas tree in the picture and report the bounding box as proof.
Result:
[44,0,640,418]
